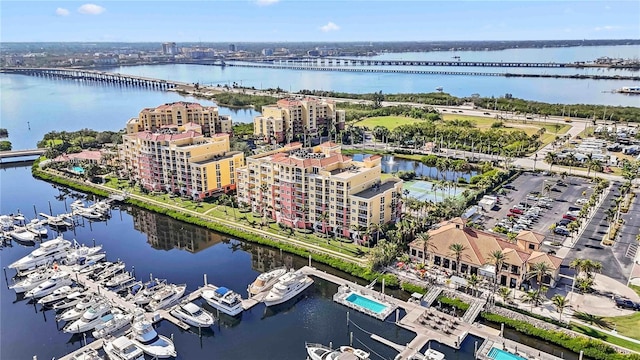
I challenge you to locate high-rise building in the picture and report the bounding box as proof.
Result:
[229,44,237,52]
[162,42,178,55]
[126,102,232,137]
[236,142,401,240]
[254,98,345,143]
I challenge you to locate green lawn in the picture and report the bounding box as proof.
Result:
[602,312,640,341]
[355,116,425,130]
[630,284,640,297]
[570,322,640,351]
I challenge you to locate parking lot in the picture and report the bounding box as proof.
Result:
[484,172,594,246]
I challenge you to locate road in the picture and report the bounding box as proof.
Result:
[561,182,636,284]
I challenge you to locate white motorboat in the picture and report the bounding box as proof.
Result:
[103,335,145,360]
[39,213,73,228]
[105,272,135,288]
[400,348,445,360]
[70,348,103,360]
[52,291,90,311]
[263,269,314,307]
[92,309,133,339]
[71,253,106,272]
[306,343,370,360]
[201,286,243,316]
[76,208,105,220]
[79,261,107,275]
[65,243,104,265]
[95,261,126,281]
[129,315,177,358]
[26,219,48,236]
[9,236,72,271]
[10,226,37,243]
[129,278,167,305]
[147,284,186,311]
[92,200,111,214]
[57,295,101,321]
[170,302,214,328]
[38,285,75,306]
[25,271,72,298]
[9,268,54,293]
[248,266,287,296]
[64,301,112,333]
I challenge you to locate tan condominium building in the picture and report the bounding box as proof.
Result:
[120,124,244,200]
[236,142,402,240]
[254,97,346,143]
[126,101,233,137]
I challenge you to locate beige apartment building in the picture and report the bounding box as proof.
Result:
[236,142,401,240]
[126,101,232,137]
[254,98,346,143]
[120,125,244,199]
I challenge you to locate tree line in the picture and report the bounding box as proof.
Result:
[37,129,124,159]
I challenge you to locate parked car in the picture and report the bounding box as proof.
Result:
[510,208,524,214]
[576,198,588,205]
[568,207,581,212]
[567,210,580,217]
[507,213,520,218]
[504,185,516,190]
[483,112,491,115]
[557,219,571,226]
[554,228,569,236]
[615,298,640,310]
[563,214,577,221]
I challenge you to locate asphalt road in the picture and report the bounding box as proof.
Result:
[562,182,636,284]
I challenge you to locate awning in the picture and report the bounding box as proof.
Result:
[479,264,496,278]
[450,275,468,287]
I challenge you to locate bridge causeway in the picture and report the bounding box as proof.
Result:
[0,148,46,161]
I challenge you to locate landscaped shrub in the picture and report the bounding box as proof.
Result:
[436,295,470,311]
[401,282,427,295]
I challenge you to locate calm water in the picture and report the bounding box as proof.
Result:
[107,45,640,106]
[352,154,478,181]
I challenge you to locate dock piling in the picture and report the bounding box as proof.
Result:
[204,274,208,286]
[48,201,52,216]
[33,205,37,218]
[350,332,353,347]
[3,267,7,288]
[346,311,349,329]
[474,340,478,358]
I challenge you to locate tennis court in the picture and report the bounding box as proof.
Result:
[404,180,463,203]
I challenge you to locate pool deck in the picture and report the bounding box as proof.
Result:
[300,266,566,360]
[333,286,398,321]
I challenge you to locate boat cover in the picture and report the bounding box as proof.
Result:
[215,287,230,295]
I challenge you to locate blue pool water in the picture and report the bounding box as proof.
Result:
[488,347,527,360]
[72,166,85,174]
[345,293,387,314]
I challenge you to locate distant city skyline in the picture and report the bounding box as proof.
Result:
[1,1,639,42]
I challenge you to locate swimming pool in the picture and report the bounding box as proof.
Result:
[345,293,388,314]
[72,166,85,174]
[488,347,527,360]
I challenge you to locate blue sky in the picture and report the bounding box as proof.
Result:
[1,1,638,42]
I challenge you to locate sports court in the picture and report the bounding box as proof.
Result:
[403,180,463,203]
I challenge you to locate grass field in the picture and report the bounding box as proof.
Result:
[355,116,426,130]
[603,312,640,341]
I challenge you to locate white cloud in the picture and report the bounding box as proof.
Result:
[256,0,279,6]
[320,22,340,32]
[55,7,70,16]
[78,4,106,15]
[594,25,619,31]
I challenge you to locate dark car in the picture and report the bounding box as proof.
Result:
[568,207,581,212]
[557,219,571,226]
[504,185,516,190]
[483,112,491,115]
[615,298,640,310]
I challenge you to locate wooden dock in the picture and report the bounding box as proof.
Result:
[58,339,104,360]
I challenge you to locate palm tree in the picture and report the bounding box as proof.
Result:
[544,152,558,172]
[566,153,576,175]
[572,312,612,330]
[318,210,330,240]
[498,286,512,303]
[467,274,480,297]
[551,294,569,322]
[415,232,432,265]
[486,250,506,293]
[521,287,546,311]
[448,243,467,276]
[527,261,553,289]
[368,222,383,246]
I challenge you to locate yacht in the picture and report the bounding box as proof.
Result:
[52,291,91,311]
[129,278,167,305]
[65,243,104,265]
[9,236,72,271]
[92,309,133,339]
[248,267,287,296]
[79,261,107,275]
[57,295,102,322]
[147,284,186,311]
[64,301,112,333]
[10,226,37,244]
[0,214,14,230]
[71,253,107,272]
[400,348,445,360]
[26,219,48,237]
[25,271,72,298]
[129,315,177,358]
[103,335,145,360]
[201,286,243,316]
[39,212,73,228]
[70,348,103,360]
[170,302,214,327]
[263,270,314,307]
[306,343,370,360]
[9,268,55,293]
[105,272,135,288]
[38,285,74,306]
[94,261,126,282]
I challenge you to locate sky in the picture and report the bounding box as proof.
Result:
[1,1,639,42]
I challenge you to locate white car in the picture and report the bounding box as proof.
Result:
[576,198,588,205]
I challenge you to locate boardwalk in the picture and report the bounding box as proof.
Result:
[0,148,46,160]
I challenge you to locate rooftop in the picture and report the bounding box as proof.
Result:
[190,151,242,166]
[351,179,400,199]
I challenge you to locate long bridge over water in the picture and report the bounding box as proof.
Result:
[0,67,190,89]
[253,57,568,68]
